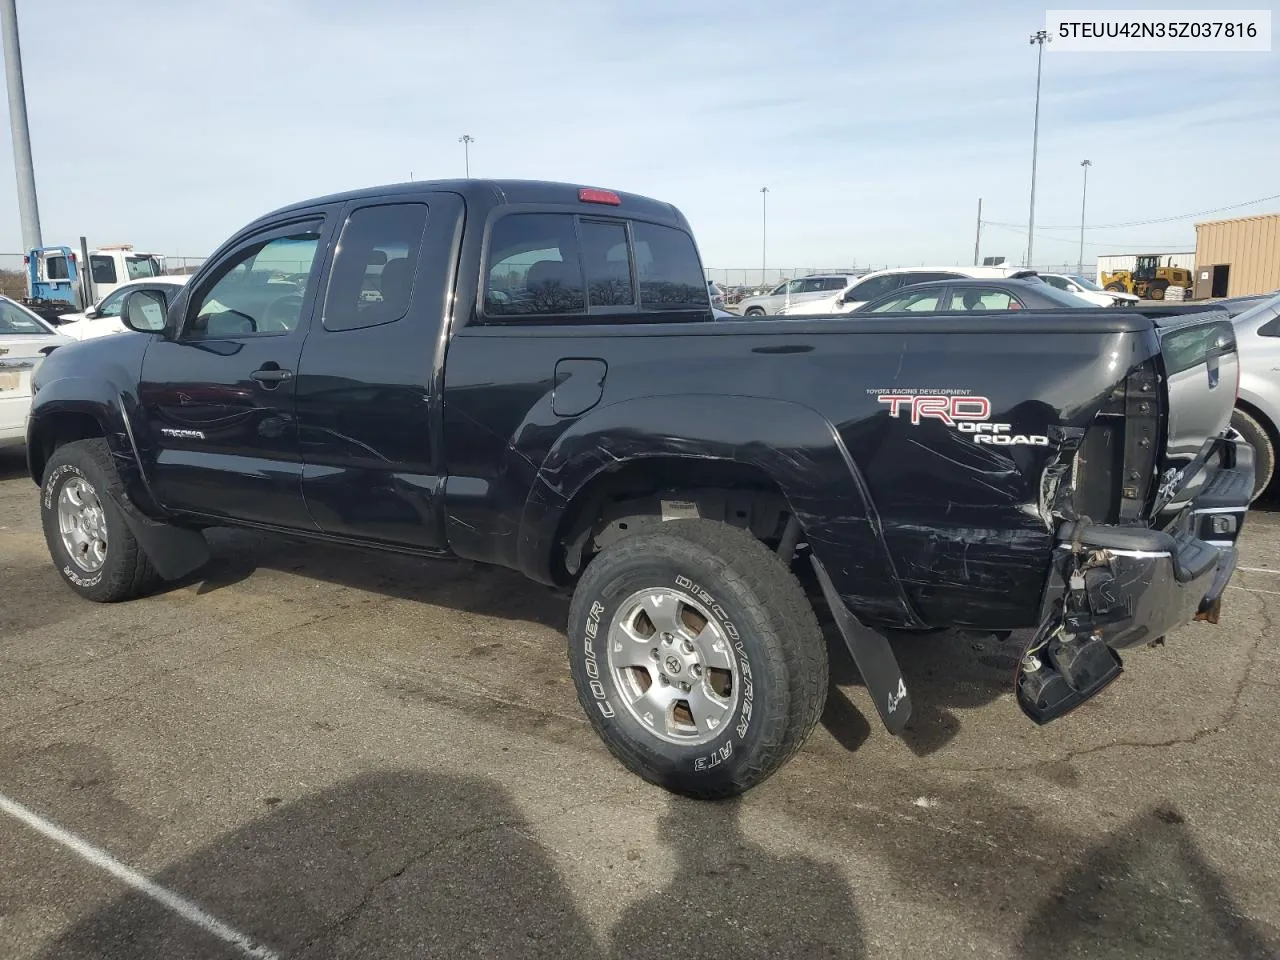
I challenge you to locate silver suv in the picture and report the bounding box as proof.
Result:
[735,274,858,317]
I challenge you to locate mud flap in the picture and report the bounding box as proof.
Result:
[107,490,211,581]
[810,556,912,735]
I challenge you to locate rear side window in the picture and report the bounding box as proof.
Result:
[91,256,118,284]
[847,274,901,302]
[486,214,585,317]
[903,271,962,285]
[821,277,850,291]
[868,288,945,313]
[45,255,68,281]
[633,222,707,312]
[323,203,429,331]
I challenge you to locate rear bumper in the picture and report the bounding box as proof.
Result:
[1046,443,1253,650]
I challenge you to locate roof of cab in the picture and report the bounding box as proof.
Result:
[257,179,689,230]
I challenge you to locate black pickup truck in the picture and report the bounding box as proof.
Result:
[26,179,1252,798]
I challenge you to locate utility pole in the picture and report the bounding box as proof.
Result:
[1,0,42,249]
[1077,159,1092,275]
[1026,29,1050,268]
[760,186,768,288]
[458,134,474,178]
[973,197,983,266]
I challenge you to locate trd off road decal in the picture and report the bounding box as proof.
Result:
[867,387,1050,446]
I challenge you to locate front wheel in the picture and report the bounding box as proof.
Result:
[744,307,766,317]
[567,519,828,799]
[40,439,161,602]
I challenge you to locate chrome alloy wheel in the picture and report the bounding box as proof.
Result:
[57,477,108,573]
[607,587,741,746]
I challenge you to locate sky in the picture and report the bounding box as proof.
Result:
[0,0,1276,273]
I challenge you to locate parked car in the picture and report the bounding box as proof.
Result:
[780,265,1025,316]
[735,273,860,316]
[0,296,71,449]
[56,275,192,340]
[27,178,1251,799]
[1040,272,1139,307]
[707,280,725,309]
[1226,291,1280,500]
[853,278,1097,314]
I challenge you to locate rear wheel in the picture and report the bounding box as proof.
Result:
[1231,407,1275,502]
[40,439,161,602]
[744,307,766,317]
[567,519,828,799]
[1148,283,1167,301]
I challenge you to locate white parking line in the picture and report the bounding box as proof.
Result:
[1239,566,1280,575]
[1229,585,1280,597]
[0,792,279,960]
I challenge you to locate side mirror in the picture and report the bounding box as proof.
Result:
[120,290,169,333]
[83,307,100,320]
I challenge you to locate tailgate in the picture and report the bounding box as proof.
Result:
[1153,307,1238,501]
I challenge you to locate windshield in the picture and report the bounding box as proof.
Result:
[1066,274,1104,291]
[125,256,163,280]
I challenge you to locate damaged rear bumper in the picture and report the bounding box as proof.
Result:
[1018,438,1253,724]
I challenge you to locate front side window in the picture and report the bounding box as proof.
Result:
[45,256,69,281]
[323,203,429,331]
[632,221,707,312]
[95,289,128,317]
[91,256,118,285]
[186,225,321,339]
[822,277,850,291]
[486,214,585,317]
[945,288,1020,311]
[869,289,944,312]
[0,299,51,334]
[846,274,901,302]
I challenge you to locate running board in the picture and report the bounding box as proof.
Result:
[810,556,912,735]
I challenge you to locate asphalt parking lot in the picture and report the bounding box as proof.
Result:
[2,447,1279,959]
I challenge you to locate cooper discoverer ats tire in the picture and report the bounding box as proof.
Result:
[567,519,828,799]
[40,438,160,602]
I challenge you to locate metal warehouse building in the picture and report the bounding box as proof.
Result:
[1193,213,1280,299]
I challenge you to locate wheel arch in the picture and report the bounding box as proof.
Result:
[516,393,926,627]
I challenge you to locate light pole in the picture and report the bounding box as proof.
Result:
[1077,159,1092,276]
[760,186,769,288]
[1026,29,1050,268]
[458,134,474,178]
[1,0,42,249]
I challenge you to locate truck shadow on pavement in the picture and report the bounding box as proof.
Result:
[1016,805,1278,959]
[177,527,1022,764]
[0,449,30,482]
[38,770,868,959]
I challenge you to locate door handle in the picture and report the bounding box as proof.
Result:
[251,367,294,385]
